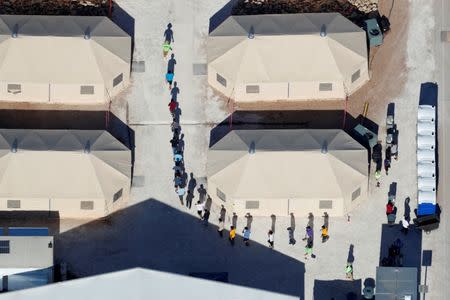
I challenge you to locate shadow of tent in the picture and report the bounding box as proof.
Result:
[0,211,60,236]
[313,279,362,300]
[379,224,422,285]
[209,110,360,148]
[55,199,305,298]
[209,0,238,34]
[111,3,135,66]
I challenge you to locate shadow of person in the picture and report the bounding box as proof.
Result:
[270,214,276,233]
[290,213,295,231]
[308,212,314,229]
[164,23,174,44]
[232,212,238,228]
[185,190,194,209]
[220,205,226,220]
[187,172,197,193]
[245,213,253,230]
[322,212,329,228]
[167,53,177,73]
[197,184,207,203]
[404,197,411,222]
[205,195,212,210]
[170,82,180,101]
[347,244,355,264]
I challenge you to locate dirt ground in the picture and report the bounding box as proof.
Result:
[234,0,408,126]
[347,0,408,122]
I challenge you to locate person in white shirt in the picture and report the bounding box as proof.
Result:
[195,201,204,219]
[267,230,274,248]
[401,217,409,235]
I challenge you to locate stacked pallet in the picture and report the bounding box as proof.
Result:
[232,0,377,17]
[0,0,109,15]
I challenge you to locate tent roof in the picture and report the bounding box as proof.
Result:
[0,15,130,85]
[208,129,367,199]
[0,268,297,300]
[208,13,367,84]
[0,129,131,199]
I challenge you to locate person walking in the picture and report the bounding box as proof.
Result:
[173,152,183,163]
[267,230,274,248]
[304,238,315,260]
[185,190,193,209]
[202,209,210,226]
[391,143,398,160]
[171,120,180,134]
[170,137,178,154]
[287,227,296,245]
[375,169,382,187]
[303,226,313,241]
[321,225,329,243]
[176,186,185,204]
[229,226,236,246]
[401,217,409,235]
[168,99,177,117]
[345,263,354,280]
[242,227,251,246]
[384,157,391,175]
[166,70,174,89]
[162,41,172,58]
[195,200,204,219]
[218,218,224,237]
[197,184,207,203]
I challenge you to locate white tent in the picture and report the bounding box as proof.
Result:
[207,129,368,216]
[208,13,369,102]
[0,129,131,218]
[0,268,297,300]
[0,15,131,104]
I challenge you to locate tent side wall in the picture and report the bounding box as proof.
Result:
[0,82,108,104]
[207,65,236,100]
[344,60,370,96]
[233,197,344,217]
[343,178,368,214]
[0,82,49,103]
[50,83,106,104]
[104,64,131,100]
[0,197,106,218]
[105,182,131,216]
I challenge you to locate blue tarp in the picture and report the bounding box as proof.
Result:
[8,227,49,236]
[417,203,436,216]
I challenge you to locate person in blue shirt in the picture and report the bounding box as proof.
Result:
[174,153,183,163]
[166,70,174,89]
[176,186,185,204]
[242,227,251,246]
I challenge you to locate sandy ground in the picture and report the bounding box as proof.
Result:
[49,0,446,299]
[347,0,409,121]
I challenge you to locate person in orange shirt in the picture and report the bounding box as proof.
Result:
[321,226,329,243]
[229,226,236,246]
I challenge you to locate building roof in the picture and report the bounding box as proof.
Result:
[0,129,131,200]
[208,13,367,92]
[0,15,130,85]
[0,268,298,300]
[208,129,367,199]
[376,267,418,300]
